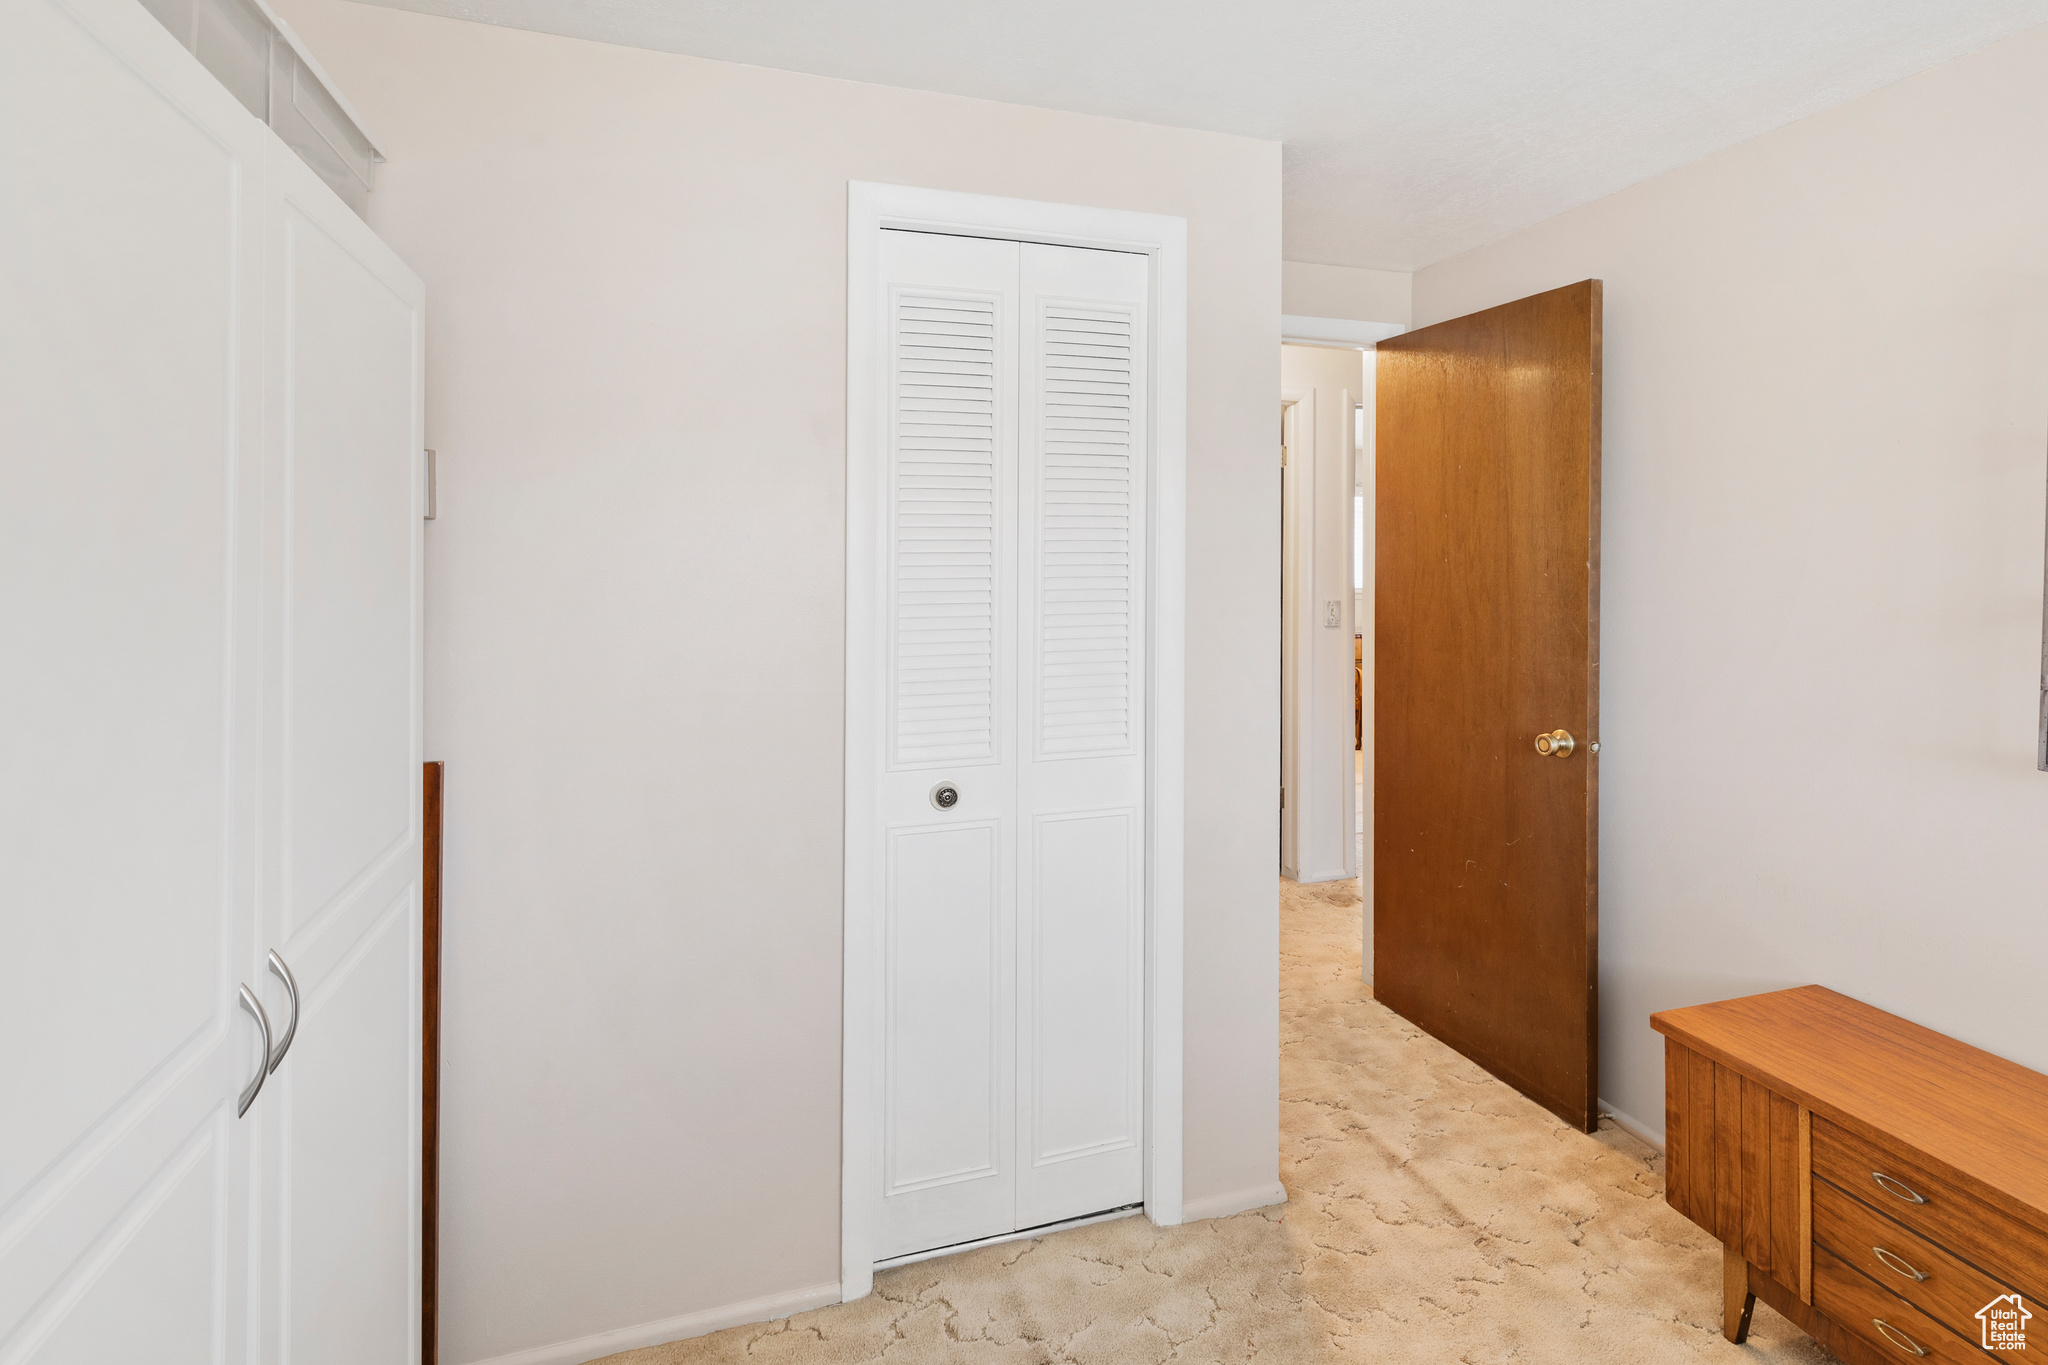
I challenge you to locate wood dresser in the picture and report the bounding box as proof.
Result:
[1653,987,2047,1363]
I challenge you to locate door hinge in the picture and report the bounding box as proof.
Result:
[1280,787,1286,810]
[423,449,437,520]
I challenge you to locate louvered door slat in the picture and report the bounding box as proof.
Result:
[891,288,1001,767]
[1035,300,1137,757]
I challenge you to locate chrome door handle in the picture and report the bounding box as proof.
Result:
[1871,1171,1927,1205]
[1871,1247,1928,1282]
[1534,729,1576,757]
[238,984,272,1117]
[266,950,299,1074]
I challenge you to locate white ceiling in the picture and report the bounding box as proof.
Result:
[349,0,2048,270]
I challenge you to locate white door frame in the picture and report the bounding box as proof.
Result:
[1277,391,1309,880]
[1278,354,1361,885]
[843,181,1187,1301]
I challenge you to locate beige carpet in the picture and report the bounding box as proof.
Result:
[602,877,1833,1364]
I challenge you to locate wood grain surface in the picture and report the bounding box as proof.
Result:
[1811,1242,1989,1365]
[1664,1038,1809,1296]
[1747,1259,1894,1365]
[1373,279,1602,1131]
[1723,1243,1757,1342]
[423,760,444,1365]
[1813,1117,2048,1302]
[1815,1174,2027,1343]
[1653,986,2048,1239]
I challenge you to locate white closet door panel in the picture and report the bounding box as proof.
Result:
[258,141,424,1365]
[1015,808,1142,1225]
[873,230,1019,1260]
[14,1120,226,1365]
[277,199,420,941]
[277,894,417,1365]
[1015,243,1147,1228]
[0,0,263,1355]
[877,822,1010,1251]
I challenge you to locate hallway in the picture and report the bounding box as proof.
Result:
[606,881,1828,1363]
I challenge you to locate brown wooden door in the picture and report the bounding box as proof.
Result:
[1374,280,1601,1132]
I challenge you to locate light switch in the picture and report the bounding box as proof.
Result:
[1324,600,1342,628]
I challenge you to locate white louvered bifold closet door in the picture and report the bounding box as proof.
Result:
[872,230,1147,1262]
[1013,242,1147,1230]
[874,230,1021,1259]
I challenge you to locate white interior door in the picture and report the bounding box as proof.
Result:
[1013,243,1147,1228]
[874,230,1020,1259]
[255,140,426,1365]
[870,229,1147,1262]
[0,0,267,1357]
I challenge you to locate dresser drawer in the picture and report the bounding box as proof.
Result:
[1813,1117,2048,1301]
[1812,1242,1986,1364]
[1815,1175,2018,1345]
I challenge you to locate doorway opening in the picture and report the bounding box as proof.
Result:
[1278,344,1365,936]
[1280,283,1601,1134]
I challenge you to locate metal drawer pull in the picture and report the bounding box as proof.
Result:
[1871,1247,1928,1281]
[266,950,299,1073]
[1871,1319,1928,1356]
[1871,1172,1928,1204]
[237,984,272,1117]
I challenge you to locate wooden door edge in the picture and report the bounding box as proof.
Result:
[1376,990,1596,1133]
[423,761,444,1365]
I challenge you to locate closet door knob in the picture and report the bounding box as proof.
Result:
[237,984,272,1117]
[266,950,299,1074]
[1534,729,1576,758]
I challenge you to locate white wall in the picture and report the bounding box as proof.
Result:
[1282,260,1412,326]
[1280,344,1362,884]
[262,4,1283,1361]
[1413,21,2048,1144]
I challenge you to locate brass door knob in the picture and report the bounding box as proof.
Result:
[1534,729,1576,758]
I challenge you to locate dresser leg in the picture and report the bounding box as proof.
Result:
[1722,1245,1756,1344]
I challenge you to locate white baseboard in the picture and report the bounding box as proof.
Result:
[1598,1099,1666,1153]
[1181,1181,1288,1223]
[1290,867,1352,885]
[460,1282,842,1365]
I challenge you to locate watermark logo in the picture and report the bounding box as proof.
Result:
[1979,1294,2031,1352]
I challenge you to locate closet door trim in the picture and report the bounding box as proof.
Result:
[843,182,1187,1302]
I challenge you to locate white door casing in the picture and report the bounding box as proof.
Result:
[0,0,424,1358]
[1278,345,1361,885]
[1278,393,1304,881]
[844,184,1186,1299]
